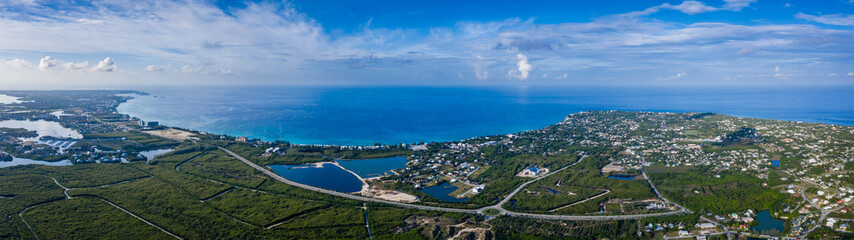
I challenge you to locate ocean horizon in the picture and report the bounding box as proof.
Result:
[117,85,854,146]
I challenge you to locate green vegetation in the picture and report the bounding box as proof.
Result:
[648,166,797,215]
[82,131,179,152]
[511,155,657,215]
[482,208,501,216]
[491,216,642,239]
[24,197,171,240]
[179,150,268,188]
[205,188,329,226]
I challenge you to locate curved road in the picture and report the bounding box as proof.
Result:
[221,147,689,221]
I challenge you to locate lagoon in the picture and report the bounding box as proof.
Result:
[0,120,83,139]
[421,182,468,202]
[269,163,363,193]
[0,94,25,104]
[336,156,407,178]
[0,157,72,168]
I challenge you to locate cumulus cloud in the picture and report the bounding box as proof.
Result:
[38,56,88,71]
[145,64,172,72]
[1,58,32,68]
[508,53,534,80]
[38,56,118,72]
[848,72,854,76]
[93,57,117,72]
[795,13,854,26]
[38,56,59,71]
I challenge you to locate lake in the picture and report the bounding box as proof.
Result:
[751,210,785,235]
[336,156,407,178]
[0,157,72,168]
[140,149,175,163]
[420,182,468,202]
[608,175,636,180]
[269,163,363,193]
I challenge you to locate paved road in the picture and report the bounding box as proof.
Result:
[642,170,693,214]
[699,216,732,240]
[223,147,690,221]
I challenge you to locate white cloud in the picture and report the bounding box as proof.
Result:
[1,0,853,86]
[39,56,87,71]
[75,18,105,25]
[628,0,755,17]
[473,55,490,80]
[773,66,791,79]
[555,73,568,80]
[828,73,836,77]
[38,56,58,71]
[38,56,119,72]
[662,1,718,15]
[795,13,854,26]
[672,72,688,79]
[0,1,326,77]
[848,72,854,76]
[721,0,757,11]
[145,64,172,72]
[0,0,35,7]
[784,3,791,8]
[93,57,117,72]
[508,53,534,80]
[1,58,32,68]
[181,64,232,75]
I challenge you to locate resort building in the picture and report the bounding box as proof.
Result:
[517,166,549,178]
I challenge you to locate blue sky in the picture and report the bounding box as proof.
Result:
[0,0,853,88]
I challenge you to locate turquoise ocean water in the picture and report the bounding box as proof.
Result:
[117,86,854,146]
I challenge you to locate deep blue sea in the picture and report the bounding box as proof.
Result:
[117,86,854,146]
